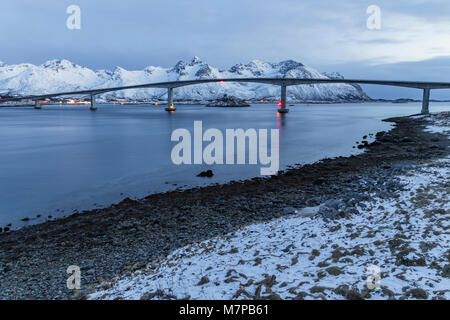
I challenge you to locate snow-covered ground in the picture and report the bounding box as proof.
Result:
[425,113,450,135]
[89,118,449,300]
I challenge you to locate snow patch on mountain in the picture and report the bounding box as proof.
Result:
[0,57,370,102]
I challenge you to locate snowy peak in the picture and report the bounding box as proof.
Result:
[323,72,345,80]
[228,59,309,78]
[40,59,94,77]
[0,57,370,101]
[195,64,215,79]
[171,60,187,75]
[229,60,273,77]
[276,60,305,75]
[188,56,204,66]
[41,59,78,70]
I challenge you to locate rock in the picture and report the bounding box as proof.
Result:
[401,137,413,143]
[258,274,277,288]
[313,177,326,185]
[309,286,331,294]
[344,207,360,216]
[197,170,214,177]
[381,286,395,299]
[197,276,210,286]
[323,199,345,210]
[333,284,349,296]
[297,206,320,217]
[121,197,138,205]
[379,134,394,142]
[305,197,321,206]
[397,251,426,267]
[140,289,167,300]
[346,198,358,207]
[283,207,298,215]
[254,285,262,299]
[85,268,95,276]
[440,264,450,278]
[406,288,428,299]
[318,206,339,219]
[206,95,250,107]
[293,292,308,300]
[232,289,252,299]
[317,261,329,267]
[325,266,344,276]
[331,248,347,259]
[263,293,282,300]
[345,289,364,300]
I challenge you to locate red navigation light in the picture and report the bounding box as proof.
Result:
[220,80,225,83]
[277,101,283,107]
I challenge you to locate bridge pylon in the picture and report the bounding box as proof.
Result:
[34,100,42,110]
[165,87,176,112]
[278,85,289,113]
[421,88,430,114]
[90,94,97,111]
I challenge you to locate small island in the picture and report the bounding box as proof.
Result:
[206,94,250,107]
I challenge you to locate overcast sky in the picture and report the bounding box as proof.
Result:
[1,0,450,98]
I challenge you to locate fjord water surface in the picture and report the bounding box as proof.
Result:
[0,102,448,228]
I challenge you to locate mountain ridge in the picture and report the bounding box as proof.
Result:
[0,57,370,102]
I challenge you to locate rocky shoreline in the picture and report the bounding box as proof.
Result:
[0,112,448,300]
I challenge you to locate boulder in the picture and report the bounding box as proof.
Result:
[197,170,214,177]
[206,94,250,107]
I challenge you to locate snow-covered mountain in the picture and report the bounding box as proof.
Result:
[0,57,370,102]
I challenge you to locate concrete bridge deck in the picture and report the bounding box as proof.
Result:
[2,77,450,114]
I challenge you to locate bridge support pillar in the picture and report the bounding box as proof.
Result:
[34,100,42,110]
[165,87,176,111]
[421,88,430,114]
[90,94,97,111]
[278,85,289,113]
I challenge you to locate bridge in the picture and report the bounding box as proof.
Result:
[2,77,450,114]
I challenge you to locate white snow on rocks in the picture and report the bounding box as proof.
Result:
[425,113,450,135]
[89,167,449,300]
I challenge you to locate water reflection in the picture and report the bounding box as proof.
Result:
[0,102,448,227]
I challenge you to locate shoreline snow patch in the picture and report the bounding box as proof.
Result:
[89,156,449,300]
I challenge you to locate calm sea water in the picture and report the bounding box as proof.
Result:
[0,102,448,228]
